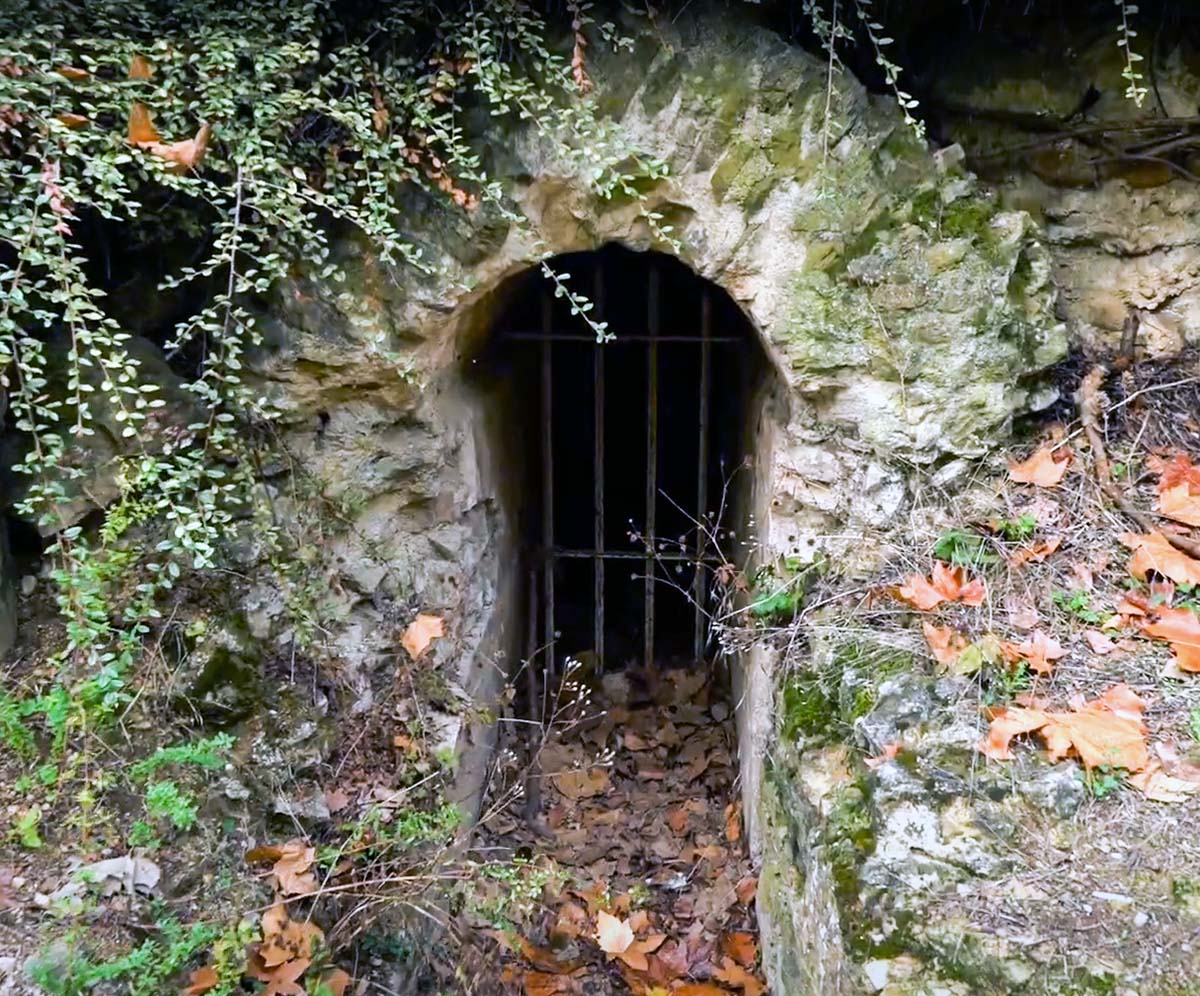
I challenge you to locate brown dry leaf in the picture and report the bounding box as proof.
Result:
[1009,630,1066,675]
[1010,536,1063,567]
[713,957,766,996]
[1139,605,1200,672]
[1150,453,1200,491]
[324,787,352,814]
[923,622,968,666]
[517,969,578,996]
[552,765,611,799]
[735,875,758,905]
[724,800,742,843]
[1008,445,1071,487]
[895,563,985,611]
[595,910,635,957]
[314,970,352,996]
[672,986,732,996]
[127,101,160,144]
[272,840,318,896]
[1084,630,1117,655]
[1120,532,1200,586]
[55,113,89,129]
[142,123,212,174]
[1158,484,1200,527]
[183,965,219,995]
[719,932,758,969]
[56,65,90,80]
[978,684,1148,772]
[259,903,324,967]
[1129,759,1200,803]
[402,613,445,660]
[128,54,154,79]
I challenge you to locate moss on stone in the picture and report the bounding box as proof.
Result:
[780,674,837,739]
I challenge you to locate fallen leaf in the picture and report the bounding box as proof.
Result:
[551,765,611,799]
[1008,630,1066,674]
[1120,532,1200,586]
[1010,536,1063,566]
[672,986,731,996]
[1158,483,1200,527]
[54,112,89,129]
[55,66,89,80]
[734,875,758,905]
[720,932,758,968]
[183,966,219,995]
[978,683,1148,772]
[923,622,968,666]
[402,613,445,660]
[1139,605,1200,672]
[724,800,742,843]
[1009,445,1071,487]
[1129,759,1200,803]
[713,956,766,996]
[595,910,634,956]
[1083,630,1117,655]
[127,101,160,144]
[247,839,318,896]
[129,54,154,79]
[142,123,212,174]
[895,562,986,611]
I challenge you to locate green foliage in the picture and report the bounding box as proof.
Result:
[933,528,998,567]
[128,732,234,780]
[1189,709,1200,744]
[1053,588,1103,625]
[27,916,231,996]
[0,690,35,756]
[143,779,198,831]
[1086,765,1125,800]
[993,513,1037,543]
[12,805,43,849]
[749,556,821,622]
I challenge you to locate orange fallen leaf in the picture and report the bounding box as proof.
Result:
[128,101,160,144]
[923,622,968,666]
[1120,532,1200,586]
[724,800,742,843]
[246,839,318,896]
[55,112,89,129]
[1008,445,1071,487]
[1149,453,1200,491]
[719,932,758,969]
[1129,758,1200,803]
[55,65,89,80]
[1139,605,1200,672]
[713,956,765,996]
[896,562,986,611]
[1010,535,1063,566]
[143,123,212,174]
[672,986,732,996]
[129,54,154,79]
[1008,630,1066,674]
[735,875,758,905]
[183,965,218,995]
[258,903,323,968]
[1158,483,1200,528]
[978,683,1148,772]
[402,612,445,660]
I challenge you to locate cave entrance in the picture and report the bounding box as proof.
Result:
[480,245,767,682]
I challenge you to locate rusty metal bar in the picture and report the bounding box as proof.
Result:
[540,291,555,692]
[644,265,659,668]
[500,332,739,344]
[551,547,722,562]
[593,265,605,674]
[694,289,712,663]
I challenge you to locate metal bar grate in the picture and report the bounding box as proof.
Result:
[522,254,728,675]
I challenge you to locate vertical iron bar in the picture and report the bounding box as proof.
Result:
[694,289,712,663]
[540,292,555,694]
[593,265,606,673]
[644,266,659,668]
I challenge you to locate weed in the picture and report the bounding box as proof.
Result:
[933,528,998,567]
[1189,709,1200,744]
[129,733,235,781]
[471,858,563,928]
[1086,765,1125,800]
[1052,589,1103,625]
[992,513,1037,543]
[144,780,199,831]
[12,806,42,849]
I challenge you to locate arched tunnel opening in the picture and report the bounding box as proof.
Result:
[470,244,773,690]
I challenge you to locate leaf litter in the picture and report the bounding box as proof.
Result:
[481,665,765,995]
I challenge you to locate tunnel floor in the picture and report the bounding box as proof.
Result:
[478,665,763,995]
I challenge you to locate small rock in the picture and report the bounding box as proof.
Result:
[219,777,251,801]
[273,791,331,824]
[863,958,891,991]
[19,576,35,596]
[1133,911,1149,928]
[1020,762,1085,819]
